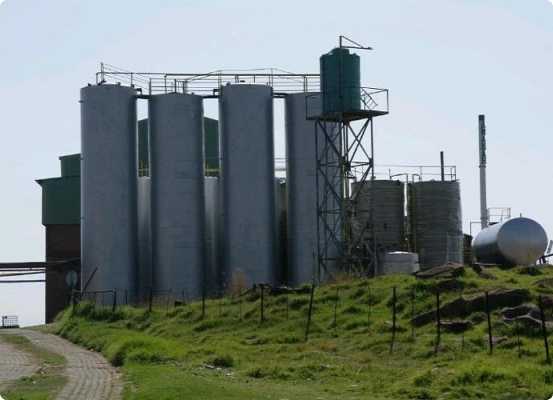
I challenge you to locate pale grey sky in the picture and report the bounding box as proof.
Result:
[1,0,552,326]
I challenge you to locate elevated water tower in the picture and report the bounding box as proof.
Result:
[308,36,389,280]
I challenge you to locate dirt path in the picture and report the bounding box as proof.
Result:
[0,329,124,400]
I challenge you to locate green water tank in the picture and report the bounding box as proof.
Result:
[320,48,361,114]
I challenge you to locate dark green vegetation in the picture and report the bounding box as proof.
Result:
[0,334,67,400]
[55,266,553,399]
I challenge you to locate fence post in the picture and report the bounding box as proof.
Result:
[202,285,206,318]
[411,288,415,338]
[166,289,172,314]
[392,286,397,335]
[333,286,339,329]
[125,290,128,307]
[305,284,316,341]
[485,291,493,355]
[435,290,441,356]
[260,285,265,323]
[149,287,153,312]
[286,291,289,320]
[112,290,117,313]
[539,295,550,363]
[367,285,372,334]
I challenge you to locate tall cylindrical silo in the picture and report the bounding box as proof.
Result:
[137,177,151,302]
[149,93,206,299]
[219,84,276,288]
[80,84,138,304]
[408,181,463,269]
[285,92,319,285]
[205,176,220,295]
[351,180,405,251]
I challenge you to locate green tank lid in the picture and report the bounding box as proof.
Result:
[320,48,361,114]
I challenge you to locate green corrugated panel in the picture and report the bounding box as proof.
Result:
[59,154,81,177]
[204,117,219,177]
[320,48,361,114]
[37,176,80,225]
[138,119,149,176]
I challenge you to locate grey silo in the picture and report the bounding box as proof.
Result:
[204,176,220,294]
[137,177,151,300]
[351,180,405,251]
[219,84,276,288]
[149,93,206,298]
[408,181,463,269]
[80,84,138,304]
[285,92,320,285]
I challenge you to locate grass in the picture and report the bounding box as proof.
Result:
[0,334,67,400]
[52,264,553,399]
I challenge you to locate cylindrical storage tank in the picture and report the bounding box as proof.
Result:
[473,217,548,266]
[378,252,419,275]
[320,48,361,114]
[80,84,138,304]
[408,181,463,269]
[285,93,319,285]
[351,180,405,251]
[219,84,276,288]
[149,93,206,299]
[204,177,220,295]
[137,177,151,302]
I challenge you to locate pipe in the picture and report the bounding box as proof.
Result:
[479,115,488,230]
[440,151,445,181]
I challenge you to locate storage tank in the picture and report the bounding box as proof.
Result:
[320,48,361,114]
[285,93,319,285]
[408,181,463,269]
[473,217,548,266]
[149,93,206,299]
[351,180,405,250]
[137,177,151,302]
[219,84,276,288]
[378,252,419,275]
[205,177,220,295]
[80,84,138,304]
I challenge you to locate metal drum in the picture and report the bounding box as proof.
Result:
[137,177,151,301]
[80,84,138,304]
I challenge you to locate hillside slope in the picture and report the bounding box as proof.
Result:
[54,265,553,399]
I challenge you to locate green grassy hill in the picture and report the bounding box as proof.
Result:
[54,265,553,399]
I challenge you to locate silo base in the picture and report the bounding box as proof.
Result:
[377,252,420,276]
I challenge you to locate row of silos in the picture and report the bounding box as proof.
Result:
[80,84,281,302]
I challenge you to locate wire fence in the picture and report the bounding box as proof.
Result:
[73,283,553,362]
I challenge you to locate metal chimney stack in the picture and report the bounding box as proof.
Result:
[479,115,488,230]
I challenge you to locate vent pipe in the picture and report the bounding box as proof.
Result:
[479,115,488,230]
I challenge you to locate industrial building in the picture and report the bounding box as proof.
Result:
[28,38,547,321]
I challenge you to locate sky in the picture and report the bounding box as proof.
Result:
[0,0,552,326]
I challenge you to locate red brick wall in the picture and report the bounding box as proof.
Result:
[45,225,81,323]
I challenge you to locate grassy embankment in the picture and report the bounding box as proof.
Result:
[0,334,67,400]
[54,265,553,399]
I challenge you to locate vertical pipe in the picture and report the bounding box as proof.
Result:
[440,151,445,181]
[479,115,488,230]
